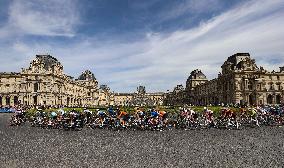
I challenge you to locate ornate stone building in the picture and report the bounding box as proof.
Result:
[97,85,114,106]
[0,55,101,107]
[0,54,165,107]
[113,86,164,106]
[166,53,284,106]
[163,84,186,106]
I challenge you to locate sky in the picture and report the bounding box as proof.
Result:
[0,0,284,93]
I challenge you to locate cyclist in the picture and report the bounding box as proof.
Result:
[158,110,168,124]
[180,108,189,119]
[149,109,159,126]
[50,111,58,120]
[83,108,93,124]
[97,110,107,127]
[203,107,213,122]
[189,108,198,124]
[118,110,129,127]
[249,107,259,127]
[107,107,116,118]
[15,108,24,122]
[135,108,145,121]
[150,109,159,118]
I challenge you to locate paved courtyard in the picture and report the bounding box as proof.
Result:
[1,113,284,168]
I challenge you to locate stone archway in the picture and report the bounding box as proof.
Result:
[267,94,273,104]
[276,94,281,104]
[67,97,70,107]
[71,98,74,106]
[34,83,39,92]
[14,96,19,105]
[33,96,37,105]
[249,93,257,106]
[249,94,253,105]
[6,97,11,106]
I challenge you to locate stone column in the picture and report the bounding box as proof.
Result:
[1,96,4,106]
[10,95,14,106]
[28,95,32,106]
[5,96,10,106]
[18,95,23,105]
[263,93,267,105]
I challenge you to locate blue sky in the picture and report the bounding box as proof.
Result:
[0,0,284,92]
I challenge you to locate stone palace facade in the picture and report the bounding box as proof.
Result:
[0,54,164,107]
[114,86,165,106]
[0,54,108,107]
[165,53,284,106]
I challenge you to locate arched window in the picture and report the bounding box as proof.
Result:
[267,94,273,104]
[248,81,253,90]
[14,96,18,105]
[67,97,70,106]
[249,94,255,105]
[34,83,39,92]
[33,96,37,105]
[270,83,274,90]
[276,95,281,104]
[6,97,10,105]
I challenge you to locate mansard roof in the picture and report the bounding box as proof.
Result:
[77,70,96,81]
[226,53,251,66]
[188,69,207,80]
[222,53,259,72]
[34,54,62,70]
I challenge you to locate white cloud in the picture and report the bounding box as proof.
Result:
[100,0,284,92]
[158,0,223,21]
[0,0,283,93]
[0,0,79,37]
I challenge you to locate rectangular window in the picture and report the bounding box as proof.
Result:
[277,84,281,90]
[34,83,38,92]
[257,84,260,90]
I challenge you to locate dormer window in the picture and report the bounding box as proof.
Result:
[248,81,253,90]
[270,84,274,90]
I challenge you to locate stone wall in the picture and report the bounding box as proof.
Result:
[0,55,102,107]
[113,86,164,106]
[166,53,284,106]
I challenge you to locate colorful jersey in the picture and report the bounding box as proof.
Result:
[137,111,145,117]
[118,111,128,118]
[159,111,166,117]
[108,109,116,116]
[51,112,57,117]
[97,111,106,117]
[151,111,159,118]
